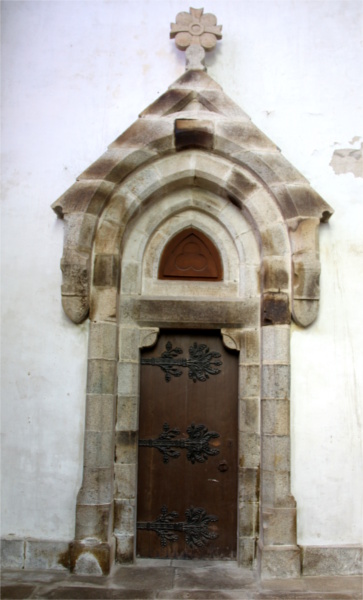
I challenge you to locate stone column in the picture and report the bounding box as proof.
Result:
[70,321,118,575]
[258,324,301,578]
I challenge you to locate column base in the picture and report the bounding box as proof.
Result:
[258,541,301,579]
[69,538,115,575]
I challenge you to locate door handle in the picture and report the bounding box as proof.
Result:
[218,460,228,472]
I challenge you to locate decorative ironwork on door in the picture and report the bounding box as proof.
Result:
[139,422,220,464]
[140,341,222,382]
[137,505,218,548]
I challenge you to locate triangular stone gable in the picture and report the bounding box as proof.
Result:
[53,69,333,327]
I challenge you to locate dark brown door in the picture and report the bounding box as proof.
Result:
[137,330,238,559]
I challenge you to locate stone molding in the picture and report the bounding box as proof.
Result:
[51,68,334,577]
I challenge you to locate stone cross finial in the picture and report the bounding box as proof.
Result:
[170,7,222,71]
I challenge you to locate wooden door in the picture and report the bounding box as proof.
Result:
[137,330,238,559]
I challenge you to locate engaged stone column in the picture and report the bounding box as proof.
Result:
[258,324,301,578]
[70,321,118,575]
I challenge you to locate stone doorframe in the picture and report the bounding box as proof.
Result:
[52,72,333,577]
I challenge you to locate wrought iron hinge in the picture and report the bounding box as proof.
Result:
[137,505,218,548]
[141,341,222,382]
[139,422,220,464]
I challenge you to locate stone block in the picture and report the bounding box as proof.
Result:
[0,538,24,568]
[302,545,363,576]
[262,507,297,545]
[110,119,174,151]
[239,502,259,537]
[119,327,141,361]
[79,147,158,184]
[239,467,260,503]
[238,231,260,266]
[231,151,281,186]
[114,463,137,500]
[89,287,117,322]
[238,536,256,568]
[236,329,259,363]
[260,223,290,257]
[52,180,113,217]
[94,218,122,255]
[261,399,290,436]
[174,118,214,150]
[292,256,321,299]
[239,398,260,433]
[70,539,114,575]
[77,467,114,504]
[24,540,70,571]
[215,120,277,151]
[87,359,117,395]
[120,260,142,295]
[287,216,319,255]
[93,254,119,287]
[260,469,295,508]
[115,534,134,563]
[262,292,291,326]
[114,499,136,536]
[225,168,258,204]
[115,430,138,464]
[261,365,290,399]
[64,212,98,252]
[258,542,301,579]
[239,364,260,398]
[75,503,112,541]
[239,432,260,469]
[243,193,283,231]
[262,256,290,293]
[283,185,332,221]
[292,298,319,328]
[83,430,114,468]
[261,325,290,363]
[116,395,139,431]
[88,322,118,360]
[262,435,290,472]
[85,394,115,432]
[117,361,139,397]
[239,265,260,298]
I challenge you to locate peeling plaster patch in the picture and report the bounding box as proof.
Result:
[330,142,363,178]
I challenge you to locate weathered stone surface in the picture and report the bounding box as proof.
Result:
[93,254,120,287]
[117,362,138,397]
[114,534,134,563]
[88,322,118,360]
[239,536,256,568]
[75,503,112,541]
[261,365,290,399]
[0,538,24,568]
[114,499,136,535]
[292,256,321,299]
[260,223,290,257]
[77,467,114,504]
[239,467,260,503]
[262,292,291,326]
[292,298,319,327]
[90,287,118,322]
[83,430,114,468]
[262,507,297,545]
[261,399,290,436]
[115,431,138,464]
[260,469,296,508]
[52,180,114,218]
[261,325,290,363]
[109,119,174,151]
[24,540,69,571]
[239,432,260,469]
[174,118,214,150]
[258,542,301,579]
[78,148,158,184]
[87,359,117,395]
[239,502,259,537]
[239,398,260,433]
[225,168,258,204]
[262,436,290,472]
[114,463,137,500]
[70,539,115,575]
[302,545,363,576]
[116,395,138,432]
[239,365,260,399]
[262,256,290,293]
[63,213,98,252]
[215,120,277,151]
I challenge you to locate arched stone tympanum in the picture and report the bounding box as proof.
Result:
[52,27,333,579]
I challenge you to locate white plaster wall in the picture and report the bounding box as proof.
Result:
[1,0,362,545]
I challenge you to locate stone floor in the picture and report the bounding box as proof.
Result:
[1,560,362,599]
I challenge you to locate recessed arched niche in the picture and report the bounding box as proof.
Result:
[158,227,223,281]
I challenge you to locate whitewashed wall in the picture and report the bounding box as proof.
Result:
[1,0,362,546]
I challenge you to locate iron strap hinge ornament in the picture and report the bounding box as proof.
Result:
[137,505,218,548]
[139,422,220,464]
[141,341,222,382]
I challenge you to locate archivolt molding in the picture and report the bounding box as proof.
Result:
[52,70,333,327]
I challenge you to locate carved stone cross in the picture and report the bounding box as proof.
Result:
[170,7,222,71]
